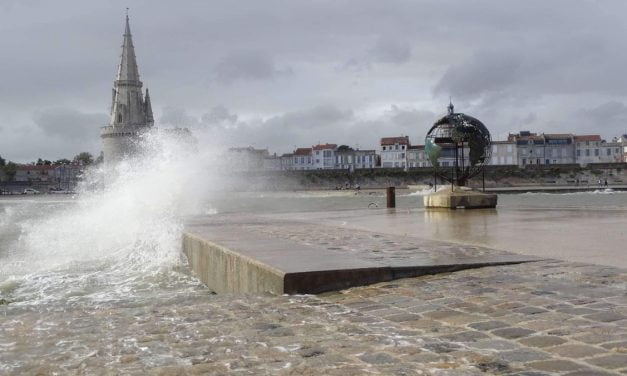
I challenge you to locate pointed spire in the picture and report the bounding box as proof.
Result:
[144,88,154,125]
[447,97,455,115]
[116,12,141,83]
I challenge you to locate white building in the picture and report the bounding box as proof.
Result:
[618,135,627,162]
[380,136,409,168]
[291,148,314,170]
[407,145,429,168]
[510,132,576,166]
[262,155,281,171]
[490,141,517,165]
[335,148,377,170]
[574,135,604,165]
[312,143,337,169]
[280,154,294,170]
[599,140,623,164]
[227,147,270,171]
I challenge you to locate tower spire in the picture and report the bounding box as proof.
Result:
[116,11,141,83]
[145,88,154,126]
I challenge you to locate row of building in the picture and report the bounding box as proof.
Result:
[228,132,627,171]
[0,163,83,189]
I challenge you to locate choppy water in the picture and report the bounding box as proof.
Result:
[2,188,626,309]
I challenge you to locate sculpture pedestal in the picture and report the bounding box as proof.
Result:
[424,186,497,209]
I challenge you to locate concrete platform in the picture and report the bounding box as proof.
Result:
[183,214,539,294]
[424,186,497,209]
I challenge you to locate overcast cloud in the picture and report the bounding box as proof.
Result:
[1,0,627,161]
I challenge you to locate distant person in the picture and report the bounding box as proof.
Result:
[604,179,608,186]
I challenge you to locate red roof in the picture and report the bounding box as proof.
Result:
[312,143,337,151]
[574,135,602,142]
[293,148,312,156]
[380,136,409,145]
[16,164,57,171]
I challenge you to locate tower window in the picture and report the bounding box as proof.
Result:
[118,113,122,123]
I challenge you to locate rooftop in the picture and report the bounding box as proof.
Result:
[312,143,337,151]
[293,148,312,156]
[380,136,409,145]
[574,135,602,142]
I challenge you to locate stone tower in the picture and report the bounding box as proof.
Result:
[101,14,154,168]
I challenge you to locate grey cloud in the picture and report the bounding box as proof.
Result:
[213,51,292,84]
[342,37,412,71]
[386,105,435,130]
[191,104,437,153]
[368,38,412,65]
[159,107,199,127]
[4,0,627,161]
[201,106,238,125]
[33,108,108,140]
[571,101,627,136]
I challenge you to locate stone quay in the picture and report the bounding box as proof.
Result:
[2,210,626,375]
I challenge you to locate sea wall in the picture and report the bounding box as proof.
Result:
[221,163,627,191]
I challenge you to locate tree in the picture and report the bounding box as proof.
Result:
[3,162,16,181]
[95,151,104,165]
[54,158,71,165]
[73,152,94,166]
[337,145,354,152]
[0,155,5,167]
[36,158,44,165]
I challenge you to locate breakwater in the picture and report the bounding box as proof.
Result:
[220,163,627,191]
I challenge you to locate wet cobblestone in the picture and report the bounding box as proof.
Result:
[2,217,627,375]
[1,258,625,375]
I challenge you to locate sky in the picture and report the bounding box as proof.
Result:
[1,0,627,162]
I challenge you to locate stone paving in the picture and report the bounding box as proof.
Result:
[2,258,626,375]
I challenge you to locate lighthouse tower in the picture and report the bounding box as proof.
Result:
[101,13,154,169]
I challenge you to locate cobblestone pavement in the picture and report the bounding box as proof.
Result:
[2,258,626,375]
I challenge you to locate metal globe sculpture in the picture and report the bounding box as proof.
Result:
[425,102,491,186]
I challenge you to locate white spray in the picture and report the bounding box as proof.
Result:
[1,129,226,305]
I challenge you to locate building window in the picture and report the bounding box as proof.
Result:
[594,149,599,156]
[586,149,590,156]
[577,150,580,157]
[607,149,611,156]
[382,146,386,151]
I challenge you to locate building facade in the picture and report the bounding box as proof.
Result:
[335,149,377,170]
[312,144,337,169]
[509,132,576,166]
[490,141,517,166]
[407,145,429,168]
[292,148,314,170]
[227,147,270,171]
[101,15,154,168]
[380,136,409,168]
[574,135,603,165]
